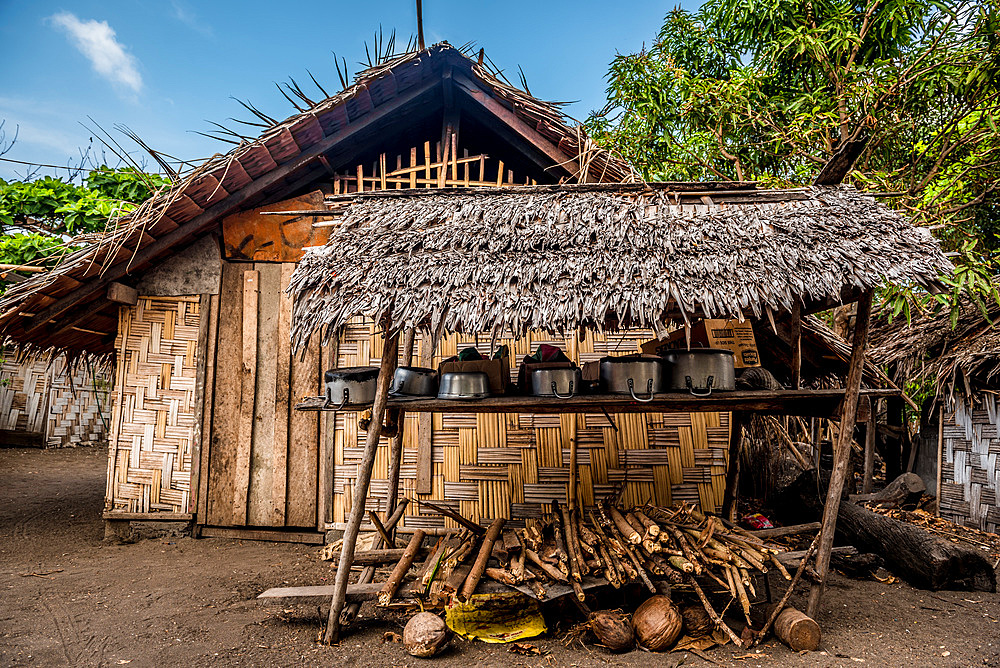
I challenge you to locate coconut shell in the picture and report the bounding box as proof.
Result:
[588,610,634,652]
[403,612,451,658]
[632,595,683,651]
[680,604,714,638]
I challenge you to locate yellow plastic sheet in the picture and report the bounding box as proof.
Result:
[445,591,547,644]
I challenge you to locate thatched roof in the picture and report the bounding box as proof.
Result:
[288,183,951,350]
[0,43,633,356]
[869,298,1000,395]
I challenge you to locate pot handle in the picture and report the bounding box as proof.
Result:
[324,387,351,410]
[551,380,575,399]
[685,375,714,397]
[627,377,655,403]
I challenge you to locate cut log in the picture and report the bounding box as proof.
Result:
[849,472,925,509]
[836,501,995,592]
[771,605,821,651]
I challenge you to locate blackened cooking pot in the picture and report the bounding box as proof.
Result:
[530,367,582,398]
[599,355,664,402]
[661,349,735,396]
[390,366,438,397]
[324,366,380,408]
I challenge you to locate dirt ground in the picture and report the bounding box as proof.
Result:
[1,446,999,668]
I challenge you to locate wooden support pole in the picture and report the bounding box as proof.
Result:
[722,411,746,522]
[384,329,415,522]
[791,302,802,390]
[342,498,409,625]
[324,329,400,644]
[807,290,872,618]
[861,396,876,494]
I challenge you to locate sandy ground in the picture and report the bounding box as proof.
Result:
[1,445,999,668]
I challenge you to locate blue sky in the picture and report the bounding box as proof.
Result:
[0,1,692,182]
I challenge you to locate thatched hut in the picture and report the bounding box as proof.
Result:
[0,40,949,568]
[870,299,1000,533]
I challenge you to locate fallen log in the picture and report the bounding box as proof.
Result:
[836,501,995,592]
[849,472,925,508]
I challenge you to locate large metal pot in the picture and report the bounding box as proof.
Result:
[599,355,664,402]
[324,366,380,408]
[530,367,582,398]
[390,366,438,397]
[437,371,491,400]
[661,349,735,396]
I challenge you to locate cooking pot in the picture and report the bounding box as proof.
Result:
[599,355,664,402]
[437,371,491,400]
[324,366,380,409]
[530,367,582,398]
[390,366,438,397]
[661,349,735,396]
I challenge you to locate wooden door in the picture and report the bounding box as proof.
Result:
[201,260,323,528]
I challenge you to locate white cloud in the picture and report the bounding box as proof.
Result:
[50,12,143,95]
[171,1,213,36]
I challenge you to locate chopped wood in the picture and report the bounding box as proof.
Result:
[414,498,486,535]
[459,518,505,601]
[378,529,426,606]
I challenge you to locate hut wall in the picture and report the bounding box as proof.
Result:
[105,296,202,515]
[938,392,1000,533]
[0,352,110,447]
[327,320,731,531]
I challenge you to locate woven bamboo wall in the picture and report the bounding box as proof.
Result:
[105,296,201,514]
[0,354,48,434]
[0,352,110,446]
[329,320,731,530]
[939,393,1000,533]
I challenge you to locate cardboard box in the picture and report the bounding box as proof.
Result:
[439,356,511,394]
[641,319,760,368]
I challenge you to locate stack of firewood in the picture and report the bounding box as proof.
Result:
[330,499,791,631]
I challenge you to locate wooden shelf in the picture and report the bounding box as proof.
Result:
[295,388,898,419]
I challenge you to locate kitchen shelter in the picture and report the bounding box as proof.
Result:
[0,43,950,627]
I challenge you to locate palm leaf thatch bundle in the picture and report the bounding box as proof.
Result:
[288,184,950,350]
[869,298,1000,395]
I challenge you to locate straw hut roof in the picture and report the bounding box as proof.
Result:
[869,298,1000,396]
[0,43,634,356]
[288,183,951,350]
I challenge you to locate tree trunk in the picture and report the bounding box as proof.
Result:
[836,501,995,592]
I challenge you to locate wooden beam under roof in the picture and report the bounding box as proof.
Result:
[21,74,443,341]
[452,72,579,181]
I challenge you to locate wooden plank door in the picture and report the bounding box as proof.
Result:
[203,261,322,528]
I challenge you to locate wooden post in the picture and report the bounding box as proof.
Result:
[384,329,415,522]
[722,411,746,522]
[807,290,872,618]
[318,334,340,531]
[791,302,802,390]
[935,403,944,516]
[324,329,400,644]
[861,396,876,494]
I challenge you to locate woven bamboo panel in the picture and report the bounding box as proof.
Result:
[940,394,1000,533]
[0,352,110,446]
[44,358,110,447]
[105,297,201,514]
[0,354,49,433]
[329,320,731,530]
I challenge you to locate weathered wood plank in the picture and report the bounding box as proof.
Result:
[271,263,294,526]
[248,264,280,526]
[296,388,899,418]
[232,269,259,525]
[195,293,220,522]
[206,264,244,526]
[288,274,322,528]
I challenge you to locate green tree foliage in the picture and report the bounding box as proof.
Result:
[586,0,1000,315]
[0,167,169,289]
